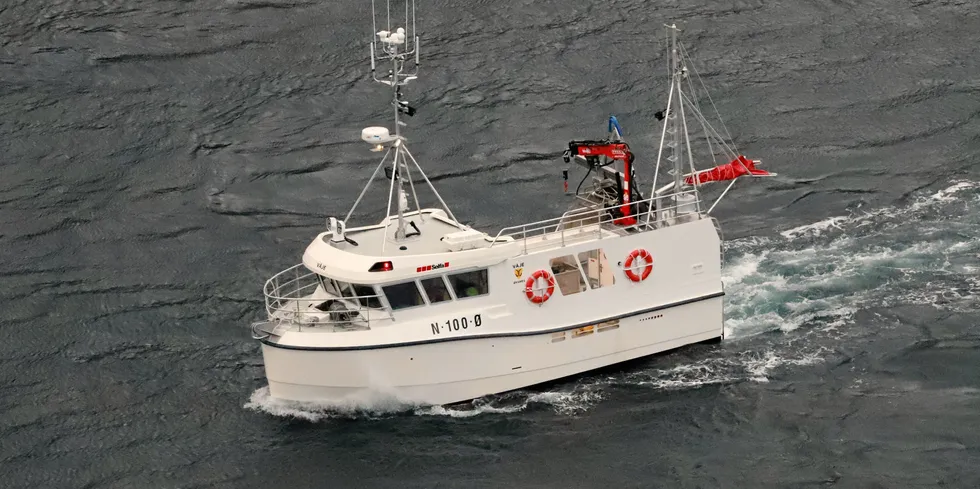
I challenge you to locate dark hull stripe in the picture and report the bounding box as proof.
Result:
[260,290,725,352]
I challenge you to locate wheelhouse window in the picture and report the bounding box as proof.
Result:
[447,269,489,298]
[350,284,382,309]
[420,277,453,304]
[317,275,382,309]
[382,281,425,310]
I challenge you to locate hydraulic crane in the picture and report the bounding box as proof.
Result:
[563,139,638,226]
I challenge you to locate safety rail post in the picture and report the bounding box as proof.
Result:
[597,208,602,239]
[265,277,274,318]
[294,266,302,332]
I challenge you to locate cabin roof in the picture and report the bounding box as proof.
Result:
[327,209,494,257]
[301,209,519,284]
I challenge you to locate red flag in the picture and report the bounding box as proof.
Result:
[684,155,772,185]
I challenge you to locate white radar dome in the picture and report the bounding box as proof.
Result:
[361,126,395,144]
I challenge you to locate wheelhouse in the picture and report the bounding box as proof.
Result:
[261,262,490,333]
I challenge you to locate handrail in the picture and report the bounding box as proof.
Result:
[488,189,703,252]
[251,321,272,340]
[261,263,390,331]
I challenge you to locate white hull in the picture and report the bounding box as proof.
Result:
[261,293,722,406]
[257,215,726,406]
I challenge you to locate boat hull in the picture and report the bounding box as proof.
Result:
[259,293,723,406]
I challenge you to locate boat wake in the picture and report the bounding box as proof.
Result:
[724,179,980,340]
[244,348,827,420]
[244,180,980,420]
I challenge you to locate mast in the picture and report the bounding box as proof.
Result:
[340,0,463,252]
[647,23,773,225]
[647,23,704,226]
[669,25,684,204]
[663,24,702,218]
[371,1,418,241]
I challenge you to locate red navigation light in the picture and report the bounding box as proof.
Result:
[369,261,394,272]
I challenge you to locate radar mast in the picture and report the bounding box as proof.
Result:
[340,0,461,253]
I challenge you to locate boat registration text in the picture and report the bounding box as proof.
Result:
[431,314,483,335]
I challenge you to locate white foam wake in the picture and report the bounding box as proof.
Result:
[724,179,980,340]
[244,385,605,420]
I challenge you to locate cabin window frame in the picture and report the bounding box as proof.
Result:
[445,268,490,300]
[315,275,383,309]
[419,275,455,305]
[380,280,427,311]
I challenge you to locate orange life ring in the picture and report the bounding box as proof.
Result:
[524,269,556,304]
[624,248,653,282]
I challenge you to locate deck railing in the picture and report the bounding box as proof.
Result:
[489,190,703,254]
[258,263,390,334]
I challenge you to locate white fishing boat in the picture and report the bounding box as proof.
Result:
[250,0,775,406]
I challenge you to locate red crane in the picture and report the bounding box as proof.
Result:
[564,140,637,226]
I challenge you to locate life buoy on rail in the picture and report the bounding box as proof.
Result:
[624,248,653,282]
[524,269,556,304]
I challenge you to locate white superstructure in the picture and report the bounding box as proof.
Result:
[250,1,774,407]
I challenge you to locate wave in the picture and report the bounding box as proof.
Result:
[725,180,980,339]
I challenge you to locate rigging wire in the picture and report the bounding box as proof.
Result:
[680,41,739,156]
[679,41,718,167]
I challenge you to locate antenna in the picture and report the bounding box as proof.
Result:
[371,0,420,243]
[343,0,462,253]
[370,0,419,131]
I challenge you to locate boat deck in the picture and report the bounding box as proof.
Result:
[515,222,629,254]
